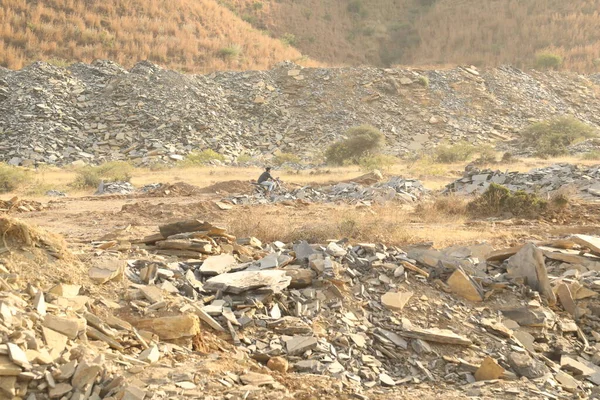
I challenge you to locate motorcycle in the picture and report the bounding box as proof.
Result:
[253,178,284,195]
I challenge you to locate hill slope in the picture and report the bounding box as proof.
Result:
[0,0,310,72]
[228,0,600,71]
[1,0,600,73]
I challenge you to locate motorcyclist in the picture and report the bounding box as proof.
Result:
[257,166,276,192]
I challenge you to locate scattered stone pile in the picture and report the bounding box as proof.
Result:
[445,163,600,199]
[87,218,600,397]
[0,196,47,213]
[227,176,428,206]
[2,61,600,166]
[95,181,135,195]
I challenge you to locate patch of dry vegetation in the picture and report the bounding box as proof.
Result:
[0,0,313,72]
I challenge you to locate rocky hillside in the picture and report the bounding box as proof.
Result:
[1,60,600,166]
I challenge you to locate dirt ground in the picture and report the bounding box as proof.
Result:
[4,161,600,399]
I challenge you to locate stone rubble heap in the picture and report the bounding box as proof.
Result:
[0,196,47,213]
[86,218,600,398]
[226,176,428,206]
[1,61,600,166]
[0,260,214,399]
[445,163,600,199]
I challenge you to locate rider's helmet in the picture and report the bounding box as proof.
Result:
[266,166,272,171]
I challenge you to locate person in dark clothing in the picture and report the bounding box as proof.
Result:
[257,167,276,192]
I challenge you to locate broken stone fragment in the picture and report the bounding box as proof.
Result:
[446,268,483,302]
[42,327,68,360]
[556,283,580,318]
[508,352,549,379]
[199,254,237,275]
[555,371,579,392]
[381,291,413,311]
[294,360,325,373]
[293,241,315,262]
[0,356,21,376]
[285,336,318,355]
[71,361,102,389]
[474,357,505,381]
[204,270,291,294]
[561,356,595,376]
[500,307,552,327]
[326,242,347,257]
[240,372,275,386]
[7,344,30,370]
[134,314,200,340]
[138,345,160,364]
[379,373,395,386]
[506,243,556,305]
[49,382,73,398]
[571,234,600,254]
[48,284,81,298]
[43,314,86,340]
[138,285,164,304]
[89,259,125,284]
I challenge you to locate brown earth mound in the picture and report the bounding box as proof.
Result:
[0,216,85,286]
[199,180,255,195]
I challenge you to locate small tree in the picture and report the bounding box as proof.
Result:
[325,125,385,165]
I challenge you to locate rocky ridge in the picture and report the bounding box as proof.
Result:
[1,61,600,166]
[446,163,600,200]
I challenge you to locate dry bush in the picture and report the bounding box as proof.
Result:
[433,141,476,163]
[226,206,414,245]
[467,183,548,219]
[0,164,31,193]
[71,161,133,188]
[413,195,469,222]
[179,150,226,167]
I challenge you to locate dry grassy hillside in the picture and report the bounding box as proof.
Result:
[410,0,600,71]
[0,0,312,72]
[227,0,600,71]
[1,0,600,72]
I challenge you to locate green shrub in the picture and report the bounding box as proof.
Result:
[417,76,429,87]
[281,33,297,47]
[520,116,597,157]
[237,154,253,163]
[218,45,241,59]
[581,150,600,160]
[325,125,385,165]
[0,164,31,193]
[358,154,397,171]
[71,161,133,188]
[181,149,226,166]
[467,183,548,218]
[272,152,301,166]
[534,52,563,70]
[433,141,476,163]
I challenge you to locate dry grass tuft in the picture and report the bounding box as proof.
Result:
[413,195,470,223]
